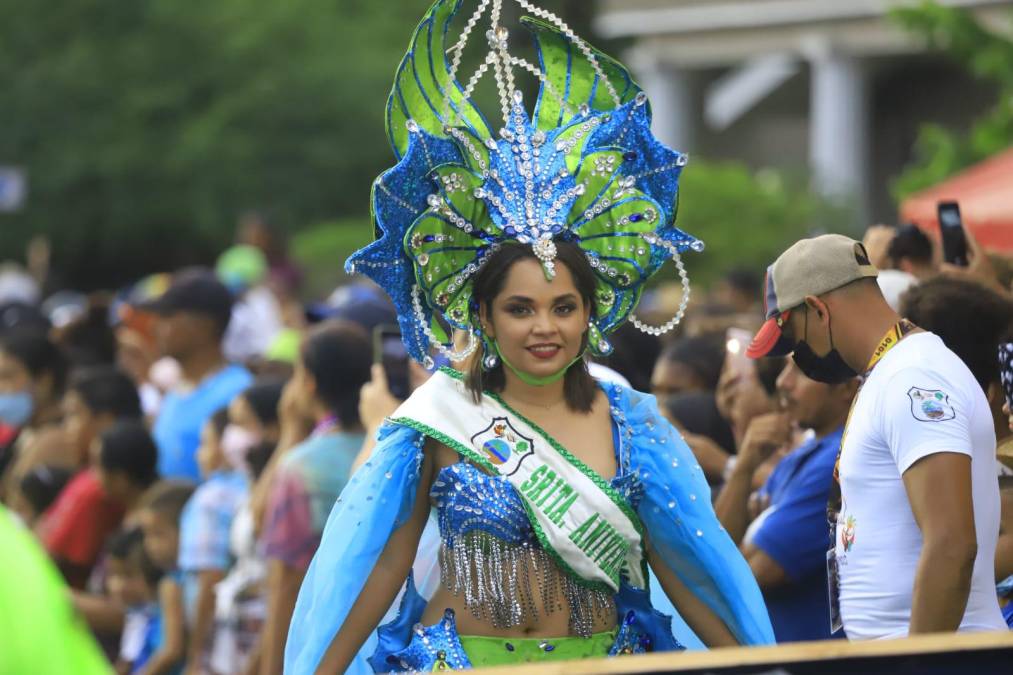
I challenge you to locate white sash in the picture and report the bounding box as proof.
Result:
[392,369,645,591]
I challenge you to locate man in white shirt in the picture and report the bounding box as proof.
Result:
[746,234,1005,639]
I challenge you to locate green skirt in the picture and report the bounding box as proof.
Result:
[458,630,617,667]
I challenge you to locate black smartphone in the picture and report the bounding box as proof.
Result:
[938,201,968,266]
[999,342,1013,409]
[373,324,410,400]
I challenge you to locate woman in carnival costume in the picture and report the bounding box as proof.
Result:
[287,1,774,671]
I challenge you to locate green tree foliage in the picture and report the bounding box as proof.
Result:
[890,1,1013,200]
[0,0,440,288]
[664,162,834,287]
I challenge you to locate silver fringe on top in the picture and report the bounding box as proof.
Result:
[438,531,615,638]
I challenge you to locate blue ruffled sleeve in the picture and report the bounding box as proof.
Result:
[285,423,426,674]
[618,387,775,646]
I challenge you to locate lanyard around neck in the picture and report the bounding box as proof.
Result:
[864,319,915,374]
[827,319,918,540]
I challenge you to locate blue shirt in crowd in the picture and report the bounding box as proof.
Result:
[749,426,845,643]
[177,469,249,625]
[153,364,252,481]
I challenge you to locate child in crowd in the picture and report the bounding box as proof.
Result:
[209,380,283,675]
[178,400,252,673]
[93,419,160,522]
[227,379,283,480]
[137,480,195,675]
[257,321,370,675]
[72,419,160,645]
[105,528,162,675]
[37,366,143,588]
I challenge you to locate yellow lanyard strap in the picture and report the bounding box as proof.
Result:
[833,319,917,486]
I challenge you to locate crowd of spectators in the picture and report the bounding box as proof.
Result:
[0,218,1010,674]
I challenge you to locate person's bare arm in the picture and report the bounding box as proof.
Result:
[740,543,790,590]
[752,450,787,491]
[714,413,790,544]
[139,577,185,675]
[996,488,1013,581]
[71,590,125,634]
[904,452,977,634]
[351,364,403,474]
[315,444,436,675]
[242,640,262,675]
[681,432,731,483]
[646,538,739,647]
[259,561,307,675]
[714,462,755,546]
[251,381,313,535]
[184,569,225,673]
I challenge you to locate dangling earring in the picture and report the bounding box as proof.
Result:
[482,339,500,370]
[478,327,499,370]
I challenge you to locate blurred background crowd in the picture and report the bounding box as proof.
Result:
[2,210,1011,674]
[1,1,1012,673]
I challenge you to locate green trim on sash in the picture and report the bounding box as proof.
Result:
[433,368,645,539]
[391,367,646,592]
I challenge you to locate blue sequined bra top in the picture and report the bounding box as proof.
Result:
[427,421,644,636]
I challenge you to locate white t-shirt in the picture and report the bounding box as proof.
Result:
[834,332,1005,640]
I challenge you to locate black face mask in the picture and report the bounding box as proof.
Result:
[791,307,858,385]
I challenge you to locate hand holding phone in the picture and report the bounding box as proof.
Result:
[938,201,968,267]
[373,324,411,401]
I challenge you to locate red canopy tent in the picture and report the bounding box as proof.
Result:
[899,145,1013,251]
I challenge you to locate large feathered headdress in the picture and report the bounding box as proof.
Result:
[347,0,702,367]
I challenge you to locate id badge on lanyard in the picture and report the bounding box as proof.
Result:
[826,547,843,634]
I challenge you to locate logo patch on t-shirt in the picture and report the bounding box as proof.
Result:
[907,387,955,422]
[841,515,857,552]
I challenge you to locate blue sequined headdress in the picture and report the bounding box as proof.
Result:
[347,0,702,367]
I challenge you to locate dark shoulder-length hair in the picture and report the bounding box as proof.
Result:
[466,241,599,412]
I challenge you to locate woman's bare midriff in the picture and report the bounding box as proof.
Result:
[418,550,617,638]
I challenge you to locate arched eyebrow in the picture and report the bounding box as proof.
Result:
[503,293,578,304]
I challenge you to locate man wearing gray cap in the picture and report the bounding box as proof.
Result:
[747,234,1005,640]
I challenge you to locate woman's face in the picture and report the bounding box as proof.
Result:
[483,258,590,381]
